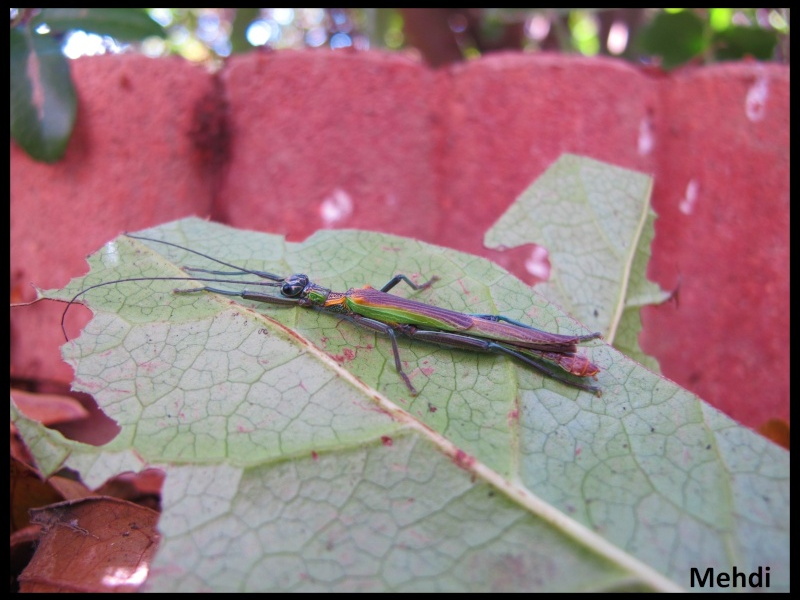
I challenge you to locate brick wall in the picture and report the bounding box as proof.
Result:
[10,50,789,432]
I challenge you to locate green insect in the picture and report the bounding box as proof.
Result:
[63,234,602,395]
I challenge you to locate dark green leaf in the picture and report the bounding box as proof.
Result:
[714,25,778,61]
[32,8,166,41]
[10,27,77,163]
[635,11,708,69]
[229,8,260,55]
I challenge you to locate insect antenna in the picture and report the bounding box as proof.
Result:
[61,232,289,341]
[60,275,284,341]
[125,234,285,281]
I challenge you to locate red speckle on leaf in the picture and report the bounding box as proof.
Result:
[330,347,357,364]
[453,449,475,470]
[507,409,519,425]
[381,436,393,447]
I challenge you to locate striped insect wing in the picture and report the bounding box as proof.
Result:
[463,318,583,351]
[346,288,475,330]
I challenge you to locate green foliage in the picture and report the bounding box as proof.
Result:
[713,24,780,62]
[29,8,166,41]
[635,10,709,69]
[10,26,75,163]
[9,8,165,162]
[634,9,781,69]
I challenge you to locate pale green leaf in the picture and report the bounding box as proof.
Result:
[19,216,787,592]
[485,154,670,370]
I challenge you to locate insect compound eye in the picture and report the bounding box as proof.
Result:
[281,274,308,298]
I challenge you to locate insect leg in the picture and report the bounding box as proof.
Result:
[379,274,439,294]
[394,326,601,394]
[338,314,419,395]
[493,345,601,394]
